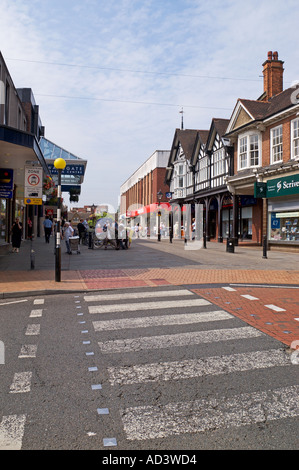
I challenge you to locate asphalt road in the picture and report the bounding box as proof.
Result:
[0,285,298,451]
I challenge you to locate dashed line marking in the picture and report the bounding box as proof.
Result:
[0,415,26,450]
[265,304,286,312]
[18,345,37,358]
[9,372,32,394]
[241,295,259,300]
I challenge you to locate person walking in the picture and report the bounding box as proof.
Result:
[43,216,53,243]
[63,222,74,254]
[11,218,23,253]
[77,219,86,244]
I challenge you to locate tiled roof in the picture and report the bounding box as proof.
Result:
[240,85,299,121]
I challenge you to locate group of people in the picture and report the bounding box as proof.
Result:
[9,215,132,254]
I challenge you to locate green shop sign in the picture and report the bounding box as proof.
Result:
[267,173,299,197]
[255,174,299,198]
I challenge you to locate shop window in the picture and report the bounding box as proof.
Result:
[269,211,299,241]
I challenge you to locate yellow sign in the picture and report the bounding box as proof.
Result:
[24,198,42,205]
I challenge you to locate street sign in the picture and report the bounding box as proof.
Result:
[24,166,43,204]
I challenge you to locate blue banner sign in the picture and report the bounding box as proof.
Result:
[47,164,85,175]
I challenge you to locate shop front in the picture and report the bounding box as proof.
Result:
[266,173,299,249]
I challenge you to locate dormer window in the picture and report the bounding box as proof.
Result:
[238,132,261,170]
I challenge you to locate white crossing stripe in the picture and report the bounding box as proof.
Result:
[121,385,299,441]
[0,414,26,450]
[98,326,263,353]
[18,345,37,358]
[107,348,290,386]
[93,310,233,332]
[222,287,237,291]
[9,372,32,393]
[84,289,194,302]
[25,324,40,336]
[33,299,44,305]
[29,309,43,318]
[89,298,211,314]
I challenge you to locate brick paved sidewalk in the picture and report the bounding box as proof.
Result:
[0,237,298,347]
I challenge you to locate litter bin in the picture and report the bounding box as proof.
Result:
[226,237,235,253]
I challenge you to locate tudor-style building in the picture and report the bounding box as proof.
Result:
[225,51,299,250]
[166,120,235,242]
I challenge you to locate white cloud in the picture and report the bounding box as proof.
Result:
[1,0,299,209]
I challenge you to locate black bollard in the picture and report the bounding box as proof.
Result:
[262,235,268,259]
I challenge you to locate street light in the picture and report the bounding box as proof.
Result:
[157,190,163,242]
[54,157,66,282]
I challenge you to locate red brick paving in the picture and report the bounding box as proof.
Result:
[192,286,299,347]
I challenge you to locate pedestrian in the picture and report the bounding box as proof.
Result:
[63,221,74,254]
[11,218,23,253]
[27,216,33,239]
[43,216,53,243]
[77,219,86,244]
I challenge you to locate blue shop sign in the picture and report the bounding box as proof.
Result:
[0,168,13,198]
[48,164,85,175]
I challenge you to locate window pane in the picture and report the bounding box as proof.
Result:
[249,135,259,166]
[272,126,283,162]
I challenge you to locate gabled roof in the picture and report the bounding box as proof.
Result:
[174,129,200,161]
[206,118,230,151]
[226,84,299,135]
[165,128,208,182]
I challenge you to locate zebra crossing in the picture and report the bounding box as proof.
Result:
[83,286,299,445]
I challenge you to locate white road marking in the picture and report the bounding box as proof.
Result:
[0,300,28,306]
[241,295,259,300]
[9,372,32,393]
[33,299,44,305]
[121,385,299,440]
[222,287,236,291]
[265,304,286,312]
[84,289,194,302]
[25,324,40,336]
[18,345,37,358]
[108,348,290,386]
[0,415,26,450]
[89,298,211,314]
[29,309,43,318]
[98,326,263,354]
[93,310,232,332]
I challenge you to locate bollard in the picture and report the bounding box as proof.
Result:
[262,235,268,259]
[203,232,207,249]
[30,238,35,270]
[226,237,235,253]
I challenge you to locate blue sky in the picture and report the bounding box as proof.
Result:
[1,0,298,211]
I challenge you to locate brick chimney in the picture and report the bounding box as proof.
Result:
[262,51,284,100]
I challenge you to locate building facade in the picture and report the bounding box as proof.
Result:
[0,52,48,251]
[120,150,170,236]
[225,51,299,250]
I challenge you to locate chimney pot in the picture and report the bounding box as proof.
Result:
[268,51,273,60]
[273,51,278,60]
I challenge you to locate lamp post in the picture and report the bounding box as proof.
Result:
[157,190,163,242]
[54,157,66,282]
